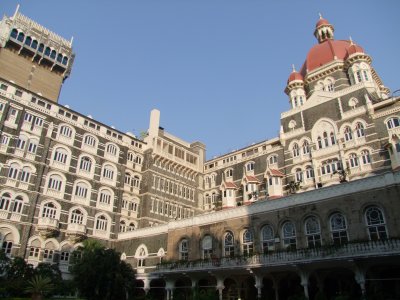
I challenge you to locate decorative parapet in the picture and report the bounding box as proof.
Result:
[118,171,400,240]
[155,239,400,273]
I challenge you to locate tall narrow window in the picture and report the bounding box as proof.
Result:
[224,232,235,257]
[242,230,254,256]
[179,239,189,261]
[365,206,387,240]
[355,123,365,138]
[330,213,348,245]
[42,202,57,219]
[202,236,213,259]
[261,225,275,253]
[305,217,321,248]
[282,221,296,249]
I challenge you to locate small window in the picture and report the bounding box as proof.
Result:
[387,118,400,129]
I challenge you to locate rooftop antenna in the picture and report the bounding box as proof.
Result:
[13,4,20,19]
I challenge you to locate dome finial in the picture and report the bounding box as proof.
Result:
[319,12,323,19]
[292,64,296,73]
[349,36,353,45]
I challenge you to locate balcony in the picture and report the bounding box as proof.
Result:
[37,217,59,237]
[155,239,400,274]
[66,223,86,242]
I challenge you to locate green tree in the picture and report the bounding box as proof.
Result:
[71,239,136,300]
[24,275,54,300]
[4,256,35,296]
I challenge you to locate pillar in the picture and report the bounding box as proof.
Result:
[216,277,224,300]
[299,271,310,300]
[354,268,367,299]
[272,277,280,300]
[166,280,175,300]
[254,274,263,299]
[143,277,150,295]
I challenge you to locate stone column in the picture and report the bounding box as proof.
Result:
[166,280,175,300]
[254,274,263,299]
[191,277,198,299]
[299,271,310,300]
[216,277,224,300]
[272,277,280,300]
[143,277,150,295]
[354,268,367,299]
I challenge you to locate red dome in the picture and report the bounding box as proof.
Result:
[300,39,365,75]
[347,43,365,56]
[287,71,304,84]
[316,18,330,28]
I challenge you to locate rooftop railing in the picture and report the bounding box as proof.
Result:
[156,239,400,273]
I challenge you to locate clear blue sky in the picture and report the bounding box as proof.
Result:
[2,1,400,159]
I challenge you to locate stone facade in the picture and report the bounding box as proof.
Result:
[0,9,400,300]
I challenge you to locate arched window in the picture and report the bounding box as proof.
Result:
[330,213,348,245]
[133,175,140,188]
[10,28,18,39]
[224,232,235,258]
[50,50,56,59]
[242,229,254,256]
[13,196,24,214]
[179,239,189,261]
[47,174,63,191]
[361,150,371,165]
[102,164,115,181]
[246,162,255,172]
[349,153,359,168]
[317,136,323,149]
[127,152,135,162]
[27,139,38,154]
[305,217,321,248]
[42,202,57,219]
[62,56,68,65]
[355,123,365,138]
[305,166,314,179]
[282,221,296,249]
[0,193,11,211]
[8,163,20,180]
[295,168,303,182]
[79,156,92,172]
[387,118,400,129]
[302,141,310,155]
[38,43,44,53]
[326,79,334,92]
[225,169,233,178]
[128,222,136,231]
[44,47,51,56]
[202,235,213,259]
[53,147,68,164]
[119,220,127,232]
[98,189,112,205]
[95,215,108,231]
[330,132,336,145]
[2,241,13,257]
[70,209,84,224]
[124,173,133,186]
[344,126,353,142]
[59,125,73,138]
[74,181,89,199]
[20,166,31,183]
[261,225,274,253]
[269,155,278,165]
[106,143,118,156]
[365,206,387,240]
[292,143,300,157]
[17,32,25,42]
[16,135,27,150]
[323,132,329,147]
[83,134,97,147]
[137,247,147,267]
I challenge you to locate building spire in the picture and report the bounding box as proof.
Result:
[349,36,353,45]
[319,12,323,19]
[292,64,296,73]
[13,4,20,19]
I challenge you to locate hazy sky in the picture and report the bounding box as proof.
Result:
[2,1,400,159]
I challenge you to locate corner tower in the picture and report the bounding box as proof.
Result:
[0,6,74,102]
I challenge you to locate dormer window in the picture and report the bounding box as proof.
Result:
[387,117,400,129]
[246,162,255,172]
[225,169,233,178]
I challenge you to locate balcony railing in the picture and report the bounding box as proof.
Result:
[155,239,400,273]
